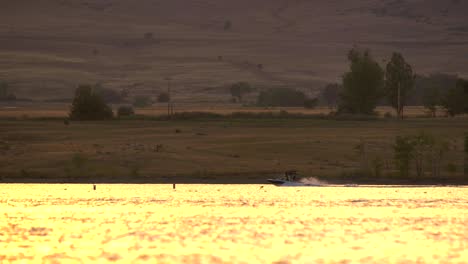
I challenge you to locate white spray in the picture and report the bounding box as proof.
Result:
[300,177,328,185]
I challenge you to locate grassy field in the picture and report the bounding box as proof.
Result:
[1,115,467,184]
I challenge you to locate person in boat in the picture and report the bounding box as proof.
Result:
[284,170,297,181]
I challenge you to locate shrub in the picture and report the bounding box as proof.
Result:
[69,84,113,120]
[304,98,318,109]
[133,96,153,108]
[157,92,170,103]
[224,20,232,31]
[144,32,153,40]
[117,106,135,117]
[257,87,306,107]
[393,136,414,178]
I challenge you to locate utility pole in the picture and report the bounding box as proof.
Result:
[397,81,401,119]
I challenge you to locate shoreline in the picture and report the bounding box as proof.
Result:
[1,175,467,186]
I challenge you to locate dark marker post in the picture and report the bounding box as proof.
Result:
[173,183,176,190]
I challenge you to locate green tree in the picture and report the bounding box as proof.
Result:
[441,79,468,116]
[422,87,440,117]
[69,84,113,120]
[339,48,384,114]
[230,82,252,103]
[385,53,415,119]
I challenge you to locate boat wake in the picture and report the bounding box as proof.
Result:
[300,177,328,186]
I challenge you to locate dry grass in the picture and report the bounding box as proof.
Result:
[1,116,467,183]
[0,0,467,101]
[0,103,446,119]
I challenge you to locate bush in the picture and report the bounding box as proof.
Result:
[144,32,153,40]
[304,98,318,109]
[257,87,306,107]
[157,92,170,103]
[69,84,113,120]
[224,20,232,31]
[133,96,153,108]
[117,106,135,117]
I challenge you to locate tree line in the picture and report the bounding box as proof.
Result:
[57,47,468,120]
[320,48,468,117]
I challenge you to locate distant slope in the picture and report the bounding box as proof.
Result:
[0,0,467,101]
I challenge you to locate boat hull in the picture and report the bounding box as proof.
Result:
[267,179,322,187]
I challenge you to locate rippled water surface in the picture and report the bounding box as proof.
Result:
[1,184,467,263]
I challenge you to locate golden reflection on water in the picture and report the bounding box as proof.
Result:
[0,184,467,263]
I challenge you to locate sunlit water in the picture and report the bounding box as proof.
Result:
[0,184,467,263]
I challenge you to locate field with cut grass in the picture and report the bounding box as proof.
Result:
[0,102,449,119]
[1,115,466,184]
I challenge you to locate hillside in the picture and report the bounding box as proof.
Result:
[1,0,468,101]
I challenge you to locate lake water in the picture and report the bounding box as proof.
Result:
[0,184,467,263]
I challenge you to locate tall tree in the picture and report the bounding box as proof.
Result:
[385,53,415,119]
[339,48,384,114]
[69,84,113,120]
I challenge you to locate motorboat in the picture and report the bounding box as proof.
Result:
[267,170,323,187]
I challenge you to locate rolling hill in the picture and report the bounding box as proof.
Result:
[1,0,467,101]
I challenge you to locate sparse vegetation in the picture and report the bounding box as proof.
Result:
[1,118,467,183]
